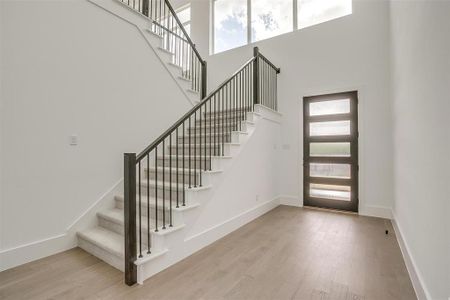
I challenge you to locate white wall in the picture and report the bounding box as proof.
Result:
[187,0,394,216]
[390,1,450,299]
[0,0,192,258]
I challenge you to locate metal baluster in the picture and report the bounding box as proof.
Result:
[147,154,150,254]
[213,95,216,156]
[138,161,142,258]
[182,122,186,206]
[193,56,197,91]
[155,147,158,232]
[176,127,179,208]
[237,73,240,130]
[194,111,197,187]
[204,102,207,174]
[227,83,230,144]
[222,87,225,155]
[209,98,212,170]
[158,0,164,34]
[199,106,202,187]
[240,70,243,127]
[275,67,278,111]
[272,67,275,110]
[169,134,172,227]
[236,75,239,130]
[162,139,166,229]
[188,116,191,188]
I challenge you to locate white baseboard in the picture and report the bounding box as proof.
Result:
[392,212,431,300]
[278,196,392,220]
[359,204,393,219]
[0,234,75,271]
[278,194,302,207]
[0,179,122,272]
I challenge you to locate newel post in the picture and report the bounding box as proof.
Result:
[124,153,137,286]
[253,47,260,106]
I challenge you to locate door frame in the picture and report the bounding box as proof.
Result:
[303,91,359,212]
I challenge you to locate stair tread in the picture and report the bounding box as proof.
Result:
[115,195,202,211]
[178,76,191,82]
[140,179,212,191]
[168,62,182,69]
[98,208,155,230]
[146,166,226,172]
[78,226,124,258]
[157,47,174,55]
[157,155,232,159]
[180,131,248,136]
[78,226,170,262]
[190,122,253,128]
[145,28,163,39]
[168,142,240,147]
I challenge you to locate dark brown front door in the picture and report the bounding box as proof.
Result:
[303,91,359,212]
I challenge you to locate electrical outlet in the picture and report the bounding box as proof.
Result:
[69,135,78,146]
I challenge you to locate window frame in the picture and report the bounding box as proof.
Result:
[211,0,352,54]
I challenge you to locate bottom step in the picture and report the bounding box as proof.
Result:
[77,226,168,273]
[77,227,124,271]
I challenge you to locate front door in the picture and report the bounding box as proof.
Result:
[303,91,359,212]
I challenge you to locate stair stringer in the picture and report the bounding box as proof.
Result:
[135,104,282,284]
[87,0,201,105]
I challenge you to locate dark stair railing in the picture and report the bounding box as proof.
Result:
[119,0,207,98]
[123,47,280,285]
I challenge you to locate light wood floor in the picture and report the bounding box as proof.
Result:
[0,206,416,300]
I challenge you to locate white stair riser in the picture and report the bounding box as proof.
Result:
[155,47,175,63]
[143,28,163,45]
[144,168,199,183]
[177,76,193,91]
[223,143,240,156]
[97,213,182,238]
[177,131,246,144]
[202,113,249,123]
[156,157,213,169]
[78,237,124,272]
[114,199,186,226]
[187,123,249,134]
[246,112,261,123]
[167,144,222,156]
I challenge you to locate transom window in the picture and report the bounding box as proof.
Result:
[213,0,352,54]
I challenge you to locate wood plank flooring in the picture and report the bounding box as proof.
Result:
[0,206,417,300]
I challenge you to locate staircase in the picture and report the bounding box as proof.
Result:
[77,107,260,274]
[78,0,280,285]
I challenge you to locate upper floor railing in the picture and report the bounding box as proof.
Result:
[123,47,279,285]
[119,0,206,98]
